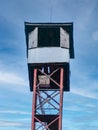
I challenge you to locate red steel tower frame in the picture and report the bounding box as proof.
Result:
[31,67,64,130]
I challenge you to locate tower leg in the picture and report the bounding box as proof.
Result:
[59,68,64,130]
[31,69,37,130]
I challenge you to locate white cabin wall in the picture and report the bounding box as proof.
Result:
[28,47,69,63]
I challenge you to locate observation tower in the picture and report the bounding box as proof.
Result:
[24,22,74,130]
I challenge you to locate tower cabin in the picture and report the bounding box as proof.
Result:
[24,22,74,91]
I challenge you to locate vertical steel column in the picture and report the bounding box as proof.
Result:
[31,69,37,130]
[59,68,64,130]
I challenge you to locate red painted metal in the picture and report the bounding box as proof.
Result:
[59,68,64,130]
[32,69,37,130]
[31,68,64,130]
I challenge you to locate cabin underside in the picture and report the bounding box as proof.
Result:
[28,62,70,91]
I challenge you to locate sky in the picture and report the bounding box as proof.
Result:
[0,0,98,130]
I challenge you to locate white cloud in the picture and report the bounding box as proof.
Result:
[92,31,98,41]
[71,87,98,99]
[0,120,30,128]
[0,110,31,115]
[0,71,27,86]
[85,103,96,108]
[63,105,82,112]
[0,121,22,127]
[70,63,98,99]
[16,118,31,121]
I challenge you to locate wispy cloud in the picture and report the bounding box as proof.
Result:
[92,31,98,41]
[70,62,98,100]
[0,71,27,86]
[70,76,98,99]
[71,87,98,99]
[0,110,31,128]
[0,120,30,129]
[63,105,82,112]
[0,110,31,115]
[0,121,22,127]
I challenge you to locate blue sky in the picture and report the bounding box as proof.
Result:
[0,0,98,130]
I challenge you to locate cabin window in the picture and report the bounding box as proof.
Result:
[38,27,60,47]
[28,27,70,49]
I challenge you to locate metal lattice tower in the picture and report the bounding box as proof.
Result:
[32,68,64,130]
[24,22,74,130]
